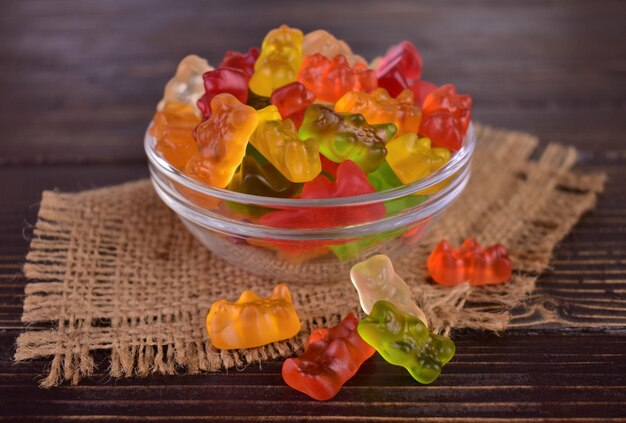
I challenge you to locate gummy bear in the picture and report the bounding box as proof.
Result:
[196,68,249,120]
[369,166,429,217]
[298,105,395,173]
[260,160,386,229]
[335,88,422,136]
[367,161,402,191]
[377,41,423,83]
[302,29,366,66]
[185,93,258,188]
[358,300,455,384]
[250,107,321,183]
[376,67,409,100]
[329,230,399,261]
[158,55,212,111]
[385,133,451,184]
[228,155,301,198]
[409,79,438,106]
[150,101,200,170]
[350,255,427,324]
[427,238,512,286]
[320,154,340,180]
[366,161,428,216]
[423,84,472,133]
[206,283,301,350]
[419,84,472,151]
[297,54,377,103]
[270,82,315,128]
[249,25,304,97]
[376,41,423,97]
[282,313,375,401]
[218,47,260,78]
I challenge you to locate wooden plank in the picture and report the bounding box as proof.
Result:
[0,334,624,419]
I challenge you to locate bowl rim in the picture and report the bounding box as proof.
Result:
[144,120,476,207]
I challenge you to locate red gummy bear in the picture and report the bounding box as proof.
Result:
[419,84,473,151]
[320,154,339,179]
[197,68,249,120]
[377,41,423,82]
[270,81,315,128]
[218,47,260,78]
[297,54,377,103]
[260,160,385,229]
[409,79,438,106]
[282,313,375,401]
[376,68,409,99]
[427,238,512,286]
[376,41,423,97]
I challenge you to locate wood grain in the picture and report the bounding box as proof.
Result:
[1,0,626,421]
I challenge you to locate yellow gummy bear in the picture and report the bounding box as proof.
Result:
[250,106,321,183]
[257,104,283,123]
[386,133,451,184]
[206,284,301,350]
[249,25,304,97]
[335,88,422,137]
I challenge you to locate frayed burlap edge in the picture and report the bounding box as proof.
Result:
[14,124,606,387]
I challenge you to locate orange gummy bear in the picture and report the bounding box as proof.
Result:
[335,88,421,137]
[149,101,200,170]
[427,238,512,286]
[185,93,258,188]
[297,54,377,103]
[206,283,301,350]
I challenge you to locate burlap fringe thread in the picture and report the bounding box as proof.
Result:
[15,124,606,387]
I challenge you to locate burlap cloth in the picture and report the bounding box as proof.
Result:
[15,124,606,387]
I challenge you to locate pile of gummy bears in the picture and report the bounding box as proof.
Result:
[207,247,511,401]
[150,25,472,204]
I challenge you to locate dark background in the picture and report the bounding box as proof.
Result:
[1,1,626,421]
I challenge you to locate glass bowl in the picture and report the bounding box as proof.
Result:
[145,123,475,283]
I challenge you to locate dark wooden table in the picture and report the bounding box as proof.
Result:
[2,1,626,421]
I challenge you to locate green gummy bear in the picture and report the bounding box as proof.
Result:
[330,234,387,261]
[383,195,428,217]
[368,161,402,191]
[368,162,428,216]
[357,300,456,384]
[298,104,395,173]
[330,227,406,261]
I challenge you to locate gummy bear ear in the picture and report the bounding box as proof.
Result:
[395,89,415,104]
[271,283,293,302]
[373,123,398,142]
[282,119,298,133]
[257,105,282,123]
[211,299,230,314]
[346,113,366,126]
[369,255,394,277]
[351,255,391,288]
[237,290,261,303]
[301,104,323,124]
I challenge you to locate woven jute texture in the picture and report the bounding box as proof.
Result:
[15,124,606,387]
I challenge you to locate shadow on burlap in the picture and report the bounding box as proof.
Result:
[14,124,606,387]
